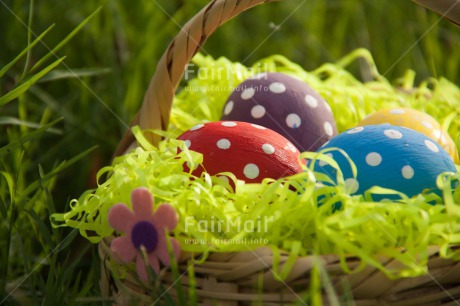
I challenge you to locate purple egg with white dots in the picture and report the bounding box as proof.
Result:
[313,124,457,200]
[221,72,337,152]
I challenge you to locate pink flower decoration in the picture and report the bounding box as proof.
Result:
[108,187,181,281]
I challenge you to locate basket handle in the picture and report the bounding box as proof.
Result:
[115,0,279,156]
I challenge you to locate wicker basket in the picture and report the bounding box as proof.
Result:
[100,0,460,304]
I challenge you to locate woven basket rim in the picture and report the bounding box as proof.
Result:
[99,237,460,304]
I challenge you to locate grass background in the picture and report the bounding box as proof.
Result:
[0,0,459,304]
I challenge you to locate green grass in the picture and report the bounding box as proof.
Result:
[1,0,459,304]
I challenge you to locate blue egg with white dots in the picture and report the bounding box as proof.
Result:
[313,124,456,200]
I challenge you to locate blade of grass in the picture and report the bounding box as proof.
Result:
[40,260,82,306]
[1,182,17,296]
[24,208,55,249]
[43,256,58,306]
[145,265,175,305]
[166,233,186,306]
[0,57,66,106]
[18,146,97,201]
[0,171,14,207]
[38,67,111,83]
[28,87,77,124]
[0,118,63,157]
[13,230,37,303]
[309,258,322,306]
[41,172,56,216]
[40,174,62,240]
[58,243,94,304]
[21,0,35,79]
[28,6,103,74]
[0,117,62,134]
[55,229,78,252]
[67,272,82,306]
[187,262,197,306]
[0,24,55,79]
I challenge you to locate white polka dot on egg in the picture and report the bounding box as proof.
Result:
[244,163,260,179]
[315,182,325,188]
[384,129,403,139]
[269,82,286,94]
[424,140,439,152]
[251,105,266,119]
[241,87,255,100]
[345,178,359,194]
[186,161,199,171]
[190,124,204,131]
[305,95,318,108]
[216,139,231,150]
[262,143,275,154]
[324,102,332,113]
[251,124,266,129]
[365,152,382,166]
[250,73,267,80]
[221,121,237,127]
[347,127,364,134]
[223,101,234,115]
[324,121,333,136]
[402,165,414,179]
[286,142,297,153]
[390,109,405,114]
[320,141,330,148]
[286,113,301,128]
[184,140,191,148]
[319,153,333,166]
[422,121,433,129]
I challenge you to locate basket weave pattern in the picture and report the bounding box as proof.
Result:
[100,237,460,305]
[102,0,460,304]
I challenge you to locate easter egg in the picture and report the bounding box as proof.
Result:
[359,107,459,164]
[221,72,337,152]
[177,121,303,184]
[314,124,456,199]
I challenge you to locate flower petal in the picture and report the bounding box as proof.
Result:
[108,204,135,233]
[152,204,178,231]
[136,253,160,281]
[136,254,148,281]
[131,188,154,219]
[148,252,160,274]
[110,236,136,263]
[156,237,181,266]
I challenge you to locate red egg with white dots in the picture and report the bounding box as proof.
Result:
[177,121,303,183]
